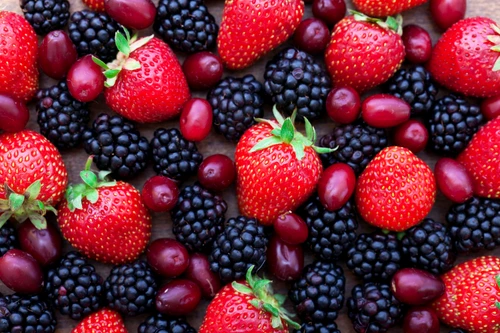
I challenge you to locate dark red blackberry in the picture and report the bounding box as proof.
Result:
[20,0,70,35]
[264,47,331,121]
[36,80,90,150]
[138,313,197,333]
[207,75,264,142]
[294,322,341,333]
[0,294,56,333]
[0,223,17,257]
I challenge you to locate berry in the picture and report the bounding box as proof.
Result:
[67,54,105,102]
[82,0,105,11]
[293,18,330,55]
[0,223,17,257]
[317,163,356,211]
[430,0,466,30]
[105,0,156,30]
[274,213,308,245]
[38,30,78,79]
[182,51,224,90]
[312,0,346,27]
[361,94,411,128]
[0,294,56,333]
[294,322,340,333]
[138,313,197,333]
[403,307,440,333]
[391,268,445,305]
[72,308,127,333]
[197,154,236,192]
[184,252,221,298]
[141,176,179,212]
[267,235,304,281]
[402,25,433,64]
[156,279,201,316]
[352,0,427,16]
[392,119,429,154]
[434,157,474,203]
[20,0,70,35]
[0,95,29,133]
[481,95,500,120]
[0,249,43,294]
[18,222,62,267]
[180,98,213,142]
[146,238,189,278]
[325,86,361,124]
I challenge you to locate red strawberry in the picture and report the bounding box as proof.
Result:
[428,17,500,98]
[352,0,427,17]
[217,0,304,70]
[0,130,68,229]
[457,116,500,199]
[325,13,405,93]
[81,0,105,11]
[72,308,127,333]
[58,158,152,264]
[0,11,38,102]
[432,256,500,332]
[355,146,436,231]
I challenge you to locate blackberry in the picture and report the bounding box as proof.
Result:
[45,251,103,320]
[104,260,157,316]
[154,0,218,53]
[289,261,345,323]
[83,113,149,179]
[0,294,56,333]
[386,65,438,116]
[447,197,500,253]
[138,313,197,333]
[347,282,404,333]
[0,223,17,257]
[36,80,90,150]
[209,216,268,283]
[450,330,468,333]
[207,75,264,142]
[428,94,484,155]
[318,122,388,175]
[264,47,331,121]
[151,128,203,180]
[68,10,120,62]
[20,0,70,35]
[172,183,227,252]
[346,231,403,282]
[294,322,341,333]
[299,196,358,260]
[401,218,456,275]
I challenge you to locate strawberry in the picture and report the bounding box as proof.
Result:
[352,0,427,17]
[81,0,105,11]
[217,0,304,70]
[355,146,436,231]
[72,308,127,333]
[0,130,68,229]
[58,158,152,264]
[235,107,329,225]
[325,12,405,93]
[0,11,38,102]
[428,17,500,98]
[432,256,500,332]
[457,117,500,199]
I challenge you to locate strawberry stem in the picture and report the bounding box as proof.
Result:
[350,10,403,35]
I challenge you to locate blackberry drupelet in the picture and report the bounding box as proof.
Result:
[36,80,89,150]
[318,122,388,175]
[209,216,268,284]
[294,322,341,333]
[154,0,218,53]
[138,313,197,333]
[151,128,203,180]
[172,183,227,252]
[207,75,264,142]
[401,218,456,275]
[83,113,149,179]
[428,94,484,155]
[386,65,438,116]
[68,10,120,62]
[289,261,345,323]
[447,197,500,253]
[347,282,404,333]
[450,330,468,333]
[264,47,331,121]
[20,0,70,35]
[0,223,17,257]
[104,260,157,316]
[45,251,103,320]
[346,231,403,282]
[0,294,56,333]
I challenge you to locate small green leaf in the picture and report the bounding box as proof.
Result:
[80,170,98,188]
[313,146,337,154]
[72,195,83,211]
[92,56,109,70]
[280,119,295,143]
[29,213,47,230]
[115,31,131,56]
[271,128,281,137]
[304,117,314,142]
[271,316,283,329]
[246,265,256,287]
[26,180,41,200]
[263,303,280,318]
[45,205,57,215]
[105,76,119,88]
[104,69,121,79]
[99,181,117,188]
[98,170,113,181]
[37,200,45,211]
[250,136,283,153]
[129,35,154,53]
[232,282,253,295]
[385,16,399,32]
[494,56,500,72]
[488,35,500,45]
[123,58,141,71]
[249,299,261,309]
[495,275,500,288]
[397,232,406,240]
[289,109,297,125]
[291,140,305,161]
[492,24,500,36]
[496,301,500,310]
[253,279,272,293]
[0,199,9,211]
[9,193,25,211]
[0,212,12,229]
[123,26,131,42]
[272,105,285,125]
[87,189,99,204]
[274,294,287,306]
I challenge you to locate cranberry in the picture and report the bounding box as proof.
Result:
[141,175,179,212]
[293,18,330,55]
[434,158,474,203]
[38,30,78,80]
[0,94,29,133]
[180,98,213,142]
[182,52,224,90]
[312,0,346,27]
[105,0,156,30]
[430,0,466,30]
[156,279,201,316]
[197,154,236,191]
[391,268,444,305]
[274,213,308,245]
[147,238,189,278]
[326,87,361,124]
[402,25,433,64]
[0,249,44,294]
[67,55,105,102]
[18,222,62,267]
[267,236,304,281]
[362,94,411,128]
[481,95,500,120]
[318,163,356,211]
[403,307,440,333]
[393,119,429,154]
[184,253,221,298]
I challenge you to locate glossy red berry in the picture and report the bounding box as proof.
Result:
[317,163,356,211]
[393,119,429,154]
[18,222,62,267]
[67,55,105,102]
[0,249,44,294]
[434,157,474,203]
[184,253,221,298]
[156,279,202,316]
[273,213,308,245]
[38,30,78,80]
[391,268,444,305]
[312,0,346,27]
[105,0,156,30]
[326,87,361,124]
[430,0,466,30]
[481,95,500,120]
[197,154,236,191]
[182,52,224,91]
[267,236,304,281]
[362,94,411,128]
[141,175,179,212]
[180,98,213,142]
[293,18,330,55]
[403,307,440,333]
[0,94,29,133]
[402,25,433,64]
[147,238,189,278]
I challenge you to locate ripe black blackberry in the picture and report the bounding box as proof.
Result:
[318,122,388,175]
[447,197,500,253]
[294,322,341,333]
[68,10,120,62]
[36,80,90,150]
[401,218,456,275]
[385,65,438,116]
[0,223,17,257]
[264,47,331,121]
[45,251,103,320]
[151,128,203,180]
[172,183,227,252]
[104,260,157,316]
[289,261,345,323]
[347,231,403,282]
[299,196,358,260]
[428,94,484,155]
[0,294,56,333]
[347,282,403,333]
[20,0,70,35]
[83,113,149,179]
[154,0,218,53]
[138,313,197,333]
[207,75,264,142]
[209,216,268,283]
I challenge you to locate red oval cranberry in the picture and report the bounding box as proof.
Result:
[67,55,105,102]
[184,253,221,298]
[430,0,466,30]
[393,119,429,154]
[105,0,156,30]
[141,175,179,212]
[156,279,201,316]
[39,30,78,79]
[293,18,330,55]
[391,268,444,305]
[274,213,308,245]
[403,307,440,333]
[402,25,432,64]
[180,98,213,142]
[318,163,356,211]
[267,236,304,281]
[481,95,500,120]
[147,238,189,278]
[0,94,29,133]
[197,154,236,191]
[182,52,224,91]
[0,249,44,294]
[362,94,411,128]
[312,0,346,27]
[434,158,474,203]
[18,222,62,267]
[326,87,361,124]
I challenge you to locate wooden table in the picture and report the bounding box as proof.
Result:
[1,0,500,332]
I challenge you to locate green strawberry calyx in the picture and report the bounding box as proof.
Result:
[0,180,57,230]
[232,266,301,330]
[65,156,116,212]
[487,24,500,71]
[351,10,403,35]
[495,275,500,309]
